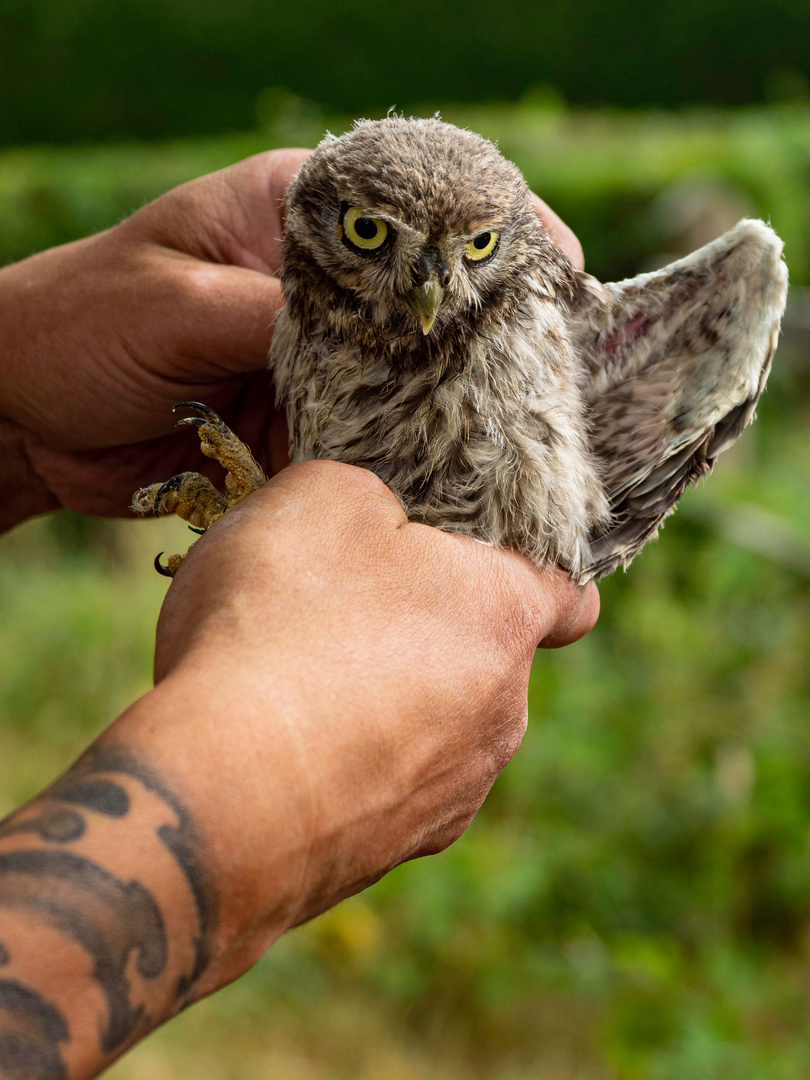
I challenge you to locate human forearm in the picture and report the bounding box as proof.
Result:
[0,656,503,1080]
[0,461,599,1079]
[0,681,309,1080]
[0,732,213,1078]
[0,413,59,532]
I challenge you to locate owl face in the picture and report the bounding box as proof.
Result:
[282,117,572,343]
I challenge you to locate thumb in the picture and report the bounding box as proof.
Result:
[538,577,600,648]
[129,149,310,275]
[172,261,285,376]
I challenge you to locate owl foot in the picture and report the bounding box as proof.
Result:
[132,402,266,576]
[153,551,185,577]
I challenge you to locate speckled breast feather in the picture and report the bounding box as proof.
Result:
[271,118,788,582]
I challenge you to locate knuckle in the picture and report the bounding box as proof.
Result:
[290,459,388,504]
[181,261,226,303]
[292,460,402,520]
[486,703,529,776]
[497,596,547,659]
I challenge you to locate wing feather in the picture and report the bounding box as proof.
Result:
[564,219,788,581]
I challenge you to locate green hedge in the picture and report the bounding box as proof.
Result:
[2,105,810,1077]
[2,102,809,285]
[2,0,810,144]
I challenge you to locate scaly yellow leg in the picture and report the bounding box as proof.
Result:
[131,402,266,576]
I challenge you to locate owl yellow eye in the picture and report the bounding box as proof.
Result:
[340,206,389,254]
[464,230,500,264]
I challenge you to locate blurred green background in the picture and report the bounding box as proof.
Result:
[2,2,810,1076]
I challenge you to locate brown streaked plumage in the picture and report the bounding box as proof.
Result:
[133,117,788,582]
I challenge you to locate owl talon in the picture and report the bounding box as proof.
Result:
[173,401,221,422]
[153,473,186,517]
[154,552,174,577]
[179,405,266,499]
[132,401,266,570]
[153,551,185,577]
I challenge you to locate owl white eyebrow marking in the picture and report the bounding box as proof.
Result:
[336,193,424,238]
[458,225,503,242]
[350,209,424,242]
[384,215,422,238]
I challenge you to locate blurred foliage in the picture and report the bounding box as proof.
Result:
[2,101,810,287]
[1,0,810,146]
[1,103,810,1076]
[2,359,809,1078]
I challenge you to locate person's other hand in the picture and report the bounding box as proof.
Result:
[0,149,307,524]
[0,461,597,1076]
[119,461,599,989]
[0,149,584,530]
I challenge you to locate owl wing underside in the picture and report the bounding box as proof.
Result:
[563,219,788,582]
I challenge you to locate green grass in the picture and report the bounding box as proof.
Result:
[2,105,810,1077]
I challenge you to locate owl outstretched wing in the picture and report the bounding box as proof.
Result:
[563,219,788,581]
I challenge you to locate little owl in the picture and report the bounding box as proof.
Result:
[133,117,788,582]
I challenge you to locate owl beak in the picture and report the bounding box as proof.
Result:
[412,278,445,335]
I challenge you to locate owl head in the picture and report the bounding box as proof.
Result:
[281,117,575,345]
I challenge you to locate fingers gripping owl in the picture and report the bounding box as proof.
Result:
[132,118,788,582]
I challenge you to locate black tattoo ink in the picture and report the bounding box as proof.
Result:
[0,980,70,1080]
[0,849,166,1051]
[0,945,8,966]
[0,809,85,844]
[157,823,215,999]
[55,778,130,818]
[64,744,218,1006]
[0,743,219,1059]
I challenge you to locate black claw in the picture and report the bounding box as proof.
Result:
[173,401,221,422]
[153,473,186,517]
[188,525,206,535]
[154,552,174,577]
[176,416,207,430]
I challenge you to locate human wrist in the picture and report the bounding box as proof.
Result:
[0,250,76,532]
[0,260,57,529]
[100,675,320,988]
[0,715,223,1077]
[0,673,321,1080]
[0,248,67,430]
[129,650,446,959]
[0,413,60,532]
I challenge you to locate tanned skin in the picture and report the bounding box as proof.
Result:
[0,155,594,1078]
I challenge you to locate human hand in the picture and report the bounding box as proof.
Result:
[0,149,583,531]
[0,461,596,1076]
[117,460,598,989]
[0,149,307,526]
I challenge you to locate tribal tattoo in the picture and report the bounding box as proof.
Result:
[0,744,217,1079]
